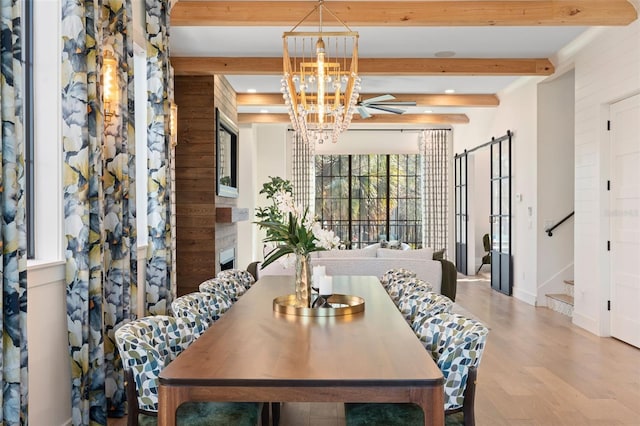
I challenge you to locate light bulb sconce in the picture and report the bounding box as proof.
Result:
[170,103,178,147]
[102,51,119,123]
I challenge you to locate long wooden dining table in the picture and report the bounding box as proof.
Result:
[158,275,444,425]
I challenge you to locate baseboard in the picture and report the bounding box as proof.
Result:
[62,419,72,426]
[513,286,537,306]
[572,311,601,336]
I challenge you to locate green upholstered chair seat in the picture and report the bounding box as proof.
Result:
[137,402,262,426]
[344,403,464,426]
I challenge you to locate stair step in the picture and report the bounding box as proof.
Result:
[564,279,574,286]
[546,293,574,317]
[547,293,574,305]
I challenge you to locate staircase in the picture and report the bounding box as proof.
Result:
[546,280,574,317]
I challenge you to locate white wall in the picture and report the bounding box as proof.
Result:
[468,148,491,272]
[29,2,70,425]
[316,129,422,154]
[568,21,640,336]
[237,125,259,269]
[454,78,543,305]
[536,69,575,304]
[248,124,290,261]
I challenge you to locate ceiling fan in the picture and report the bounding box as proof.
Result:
[357,94,417,119]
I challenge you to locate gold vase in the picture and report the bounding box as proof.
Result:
[294,253,312,308]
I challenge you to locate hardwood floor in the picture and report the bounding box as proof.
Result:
[109,275,640,425]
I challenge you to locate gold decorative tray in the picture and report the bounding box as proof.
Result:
[273,294,365,317]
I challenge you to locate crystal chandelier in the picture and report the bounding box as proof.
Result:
[282,0,361,146]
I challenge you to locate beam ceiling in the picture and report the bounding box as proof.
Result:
[238,93,500,108]
[172,57,555,76]
[172,1,637,27]
[239,113,470,125]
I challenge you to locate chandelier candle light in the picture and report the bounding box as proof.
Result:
[282,0,361,146]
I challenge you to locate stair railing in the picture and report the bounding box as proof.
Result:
[545,211,574,237]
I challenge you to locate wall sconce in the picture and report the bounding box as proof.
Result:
[170,103,178,147]
[102,51,118,122]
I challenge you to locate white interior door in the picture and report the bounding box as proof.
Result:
[610,94,640,348]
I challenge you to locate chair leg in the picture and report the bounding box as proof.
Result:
[271,402,281,426]
[124,369,139,426]
[476,264,483,275]
[462,366,478,426]
[261,403,270,426]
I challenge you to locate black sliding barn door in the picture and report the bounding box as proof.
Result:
[454,153,468,274]
[490,132,513,295]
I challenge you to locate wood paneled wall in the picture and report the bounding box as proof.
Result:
[174,75,238,296]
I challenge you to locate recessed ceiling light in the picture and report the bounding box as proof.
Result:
[444,89,456,94]
[247,88,257,93]
[434,51,456,58]
[260,109,269,114]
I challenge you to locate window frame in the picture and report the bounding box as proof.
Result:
[315,153,423,249]
[24,0,35,259]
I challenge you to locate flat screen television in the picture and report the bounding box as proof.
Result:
[215,108,239,198]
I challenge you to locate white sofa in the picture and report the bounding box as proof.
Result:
[257,246,444,294]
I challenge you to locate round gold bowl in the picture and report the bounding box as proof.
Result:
[273,294,365,317]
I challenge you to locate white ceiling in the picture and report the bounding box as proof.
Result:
[170,25,588,114]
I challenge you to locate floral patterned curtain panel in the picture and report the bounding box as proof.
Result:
[0,0,29,423]
[62,0,137,423]
[420,129,450,253]
[145,0,173,315]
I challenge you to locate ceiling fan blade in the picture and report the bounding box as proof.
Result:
[372,101,417,106]
[368,105,407,115]
[361,94,395,105]
[358,106,372,119]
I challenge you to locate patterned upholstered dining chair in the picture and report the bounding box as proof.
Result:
[199,276,247,302]
[115,315,265,426]
[170,291,233,339]
[344,313,489,426]
[386,277,432,305]
[379,268,417,290]
[217,268,256,290]
[396,290,453,326]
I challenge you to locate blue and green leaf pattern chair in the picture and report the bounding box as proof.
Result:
[199,277,247,302]
[115,315,263,425]
[345,313,489,426]
[396,290,453,326]
[170,292,232,339]
[218,269,256,290]
[387,277,432,304]
[379,268,417,290]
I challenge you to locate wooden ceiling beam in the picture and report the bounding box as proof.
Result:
[239,113,470,125]
[238,93,500,107]
[172,57,555,76]
[172,1,637,27]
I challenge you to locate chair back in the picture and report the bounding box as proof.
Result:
[482,233,491,252]
[379,268,417,290]
[217,268,256,290]
[115,316,193,413]
[414,313,489,411]
[396,290,453,325]
[171,291,232,339]
[199,276,246,302]
[387,277,431,304]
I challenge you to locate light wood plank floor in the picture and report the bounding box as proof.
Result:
[109,275,640,425]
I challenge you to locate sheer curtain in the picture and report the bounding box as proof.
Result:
[420,130,450,253]
[290,131,315,213]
